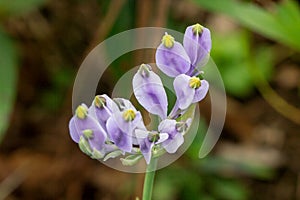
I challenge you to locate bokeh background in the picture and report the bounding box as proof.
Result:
[0,0,300,199]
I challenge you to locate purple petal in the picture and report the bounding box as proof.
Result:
[135,129,153,164]
[69,117,80,143]
[90,94,114,122]
[106,117,132,152]
[133,65,168,119]
[158,119,177,135]
[193,80,209,103]
[111,98,142,134]
[155,41,191,77]
[183,25,211,67]
[173,74,195,110]
[159,119,184,153]
[163,133,184,153]
[156,133,169,144]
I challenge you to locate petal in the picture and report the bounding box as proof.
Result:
[140,140,153,164]
[173,74,195,110]
[156,133,169,144]
[74,115,107,145]
[111,98,142,134]
[193,80,209,103]
[183,25,211,67]
[90,94,114,122]
[158,119,177,135]
[106,117,132,152]
[133,65,168,119]
[135,129,148,140]
[69,117,80,143]
[155,41,191,77]
[163,133,184,153]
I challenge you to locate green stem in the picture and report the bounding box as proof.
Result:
[142,158,158,200]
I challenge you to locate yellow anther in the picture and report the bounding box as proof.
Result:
[76,105,88,119]
[192,23,203,35]
[123,109,136,121]
[161,32,175,48]
[94,95,106,108]
[189,77,201,89]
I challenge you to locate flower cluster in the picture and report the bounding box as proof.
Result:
[69,23,211,165]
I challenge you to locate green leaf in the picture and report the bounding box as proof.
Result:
[0,0,45,17]
[0,29,18,143]
[120,154,143,166]
[194,0,300,51]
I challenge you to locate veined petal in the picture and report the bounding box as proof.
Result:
[159,119,184,153]
[183,24,211,67]
[163,133,184,153]
[174,74,195,110]
[111,98,142,134]
[69,104,107,152]
[135,129,153,164]
[156,37,191,77]
[193,79,209,103]
[74,115,107,143]
[106,117,132,152]
[158,119,177,135]
[133,64,168,119]
[90,94,114,122]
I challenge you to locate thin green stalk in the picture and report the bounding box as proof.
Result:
[142,158,158,200]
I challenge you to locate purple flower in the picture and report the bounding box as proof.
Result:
[135,129,168,164]
[69,104,107,158]
[174,74,209,110]
[183,23,211,74]
[132,64,168,119]
[155,23,211,77]
[155,33,191,77]
[106,98,143,152]
[159,119,186,153]
[89,94,114,131]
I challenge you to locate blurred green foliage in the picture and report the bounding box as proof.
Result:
[0,0,45,17]
[0,29,17,142]
[194,0,300,51]
[209,31,273,97]
[0,0,45,142]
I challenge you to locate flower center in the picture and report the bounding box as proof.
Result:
[161,32,175,48]
[189,77,201,89]
[123,109,136,121]
[76,105,88,119]
[94,95,106,108]
[192,23,203,35]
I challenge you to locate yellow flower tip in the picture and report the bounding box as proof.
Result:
[161,32,175,48]
[123,109,136,121]
[76,105,88,119]
[189,77,201,89]
[192,23,203,35]
[94,95,106,108]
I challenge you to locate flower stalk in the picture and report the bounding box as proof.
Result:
[142,158,158,200]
